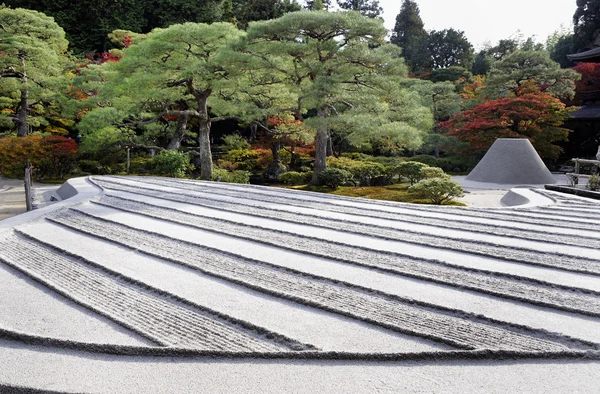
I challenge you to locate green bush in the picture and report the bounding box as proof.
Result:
[78,159,105,175]
[327,156,387,186]
[408,155,438,167]
[153,151,190,177]
[128,157,154,174]
[279,171,311,185]
[212,168,251,184]
[318,167,353,189]
[588,175,600,191]
[394,162,429,185]
[222,149,260,171]
[421,166,448,179]
[408,177,464,205]
[222,134,250,152]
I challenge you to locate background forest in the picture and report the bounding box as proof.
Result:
[0,0,599,197]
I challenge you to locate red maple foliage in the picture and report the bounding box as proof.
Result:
[441,92,573,159]
[573,62,600,93]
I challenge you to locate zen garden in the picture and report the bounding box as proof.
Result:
[2,0,600,205]
[2,1,600,393]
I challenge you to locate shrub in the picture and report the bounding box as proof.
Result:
[222,134,250,152]
[588,175,600,191]
[78,159,105,175]
[0,135,78,179]
[408,177,465,205]
[212,168,251,184]
[153,151,190,177]
[408,155,437,167]
[394,162,429,185]
[318,167,353,189]
[421,166,448,179]
[279,171,311,185]
[222,149,260,171]
[327,157,387,186]
[128,157,154,174]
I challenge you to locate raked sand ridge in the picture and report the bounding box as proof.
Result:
[1,176,599,393]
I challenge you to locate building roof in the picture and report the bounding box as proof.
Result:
[568,47,600,62]
[571,104,600,119]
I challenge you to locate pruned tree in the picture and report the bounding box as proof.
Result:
[245,11,431,184]
[0,6,70,137]
[79,22,246,179]
[484,50,580,99]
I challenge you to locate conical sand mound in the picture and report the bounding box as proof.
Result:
[466,139,556,184]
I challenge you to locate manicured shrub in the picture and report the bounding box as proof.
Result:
[421,166,448,179]
[318,167,353,189]
[394,161,429,185]
[408,155,437,167]
[327,156,387,186]
[222,149,260,171]
[78,159,105,175]
[408,177,464,205]
[128,157,154,174]
[212,168,251,184]
[153,151,190,177]
[222,134,250,152]
[279,171,311,185]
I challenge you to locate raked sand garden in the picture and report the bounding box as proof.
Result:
[1,176,600,393]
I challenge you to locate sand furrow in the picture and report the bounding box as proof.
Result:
[91,178,600,275]
[0,231,289,352]
[46,208,591,352]
[92,195,600,318]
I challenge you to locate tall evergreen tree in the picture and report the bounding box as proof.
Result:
[390,0,430,73]
[427,29,474,70]
[573,0,600,51]
[336,0,382,18]
[306,0,331,10]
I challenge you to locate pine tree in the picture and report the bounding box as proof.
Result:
[336,0,382,18]
[306,0,331,10]
[390,0,430,73]
[221,0,238,26]
[573,0,600,51]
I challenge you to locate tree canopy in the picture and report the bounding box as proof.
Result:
[0,6,71,137]
[390,0,430,74]
[427,29,474,70]
[246,10,431,183]
[573,0,600,51]
[336,0,382,18]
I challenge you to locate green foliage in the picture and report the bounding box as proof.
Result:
[128,157,154,174]
[0,7,71,136]
[427,29,474,70]
[484,50,580,99]
[278,171,311,185]
[222,134,250,152]
[408,155,437,166]
[394,161,429,185]
[390,0,430,74]
[153,151,190,177]
[588,175,600,191]
[327,156,388,186]
[420,166,447,179]
[573,0,600,52]
[232,0,301,29]
[222,149,261,171]
[318,167,353,189]
[336,0,382,18]
[408,177,464,205]
[212,167,251,183]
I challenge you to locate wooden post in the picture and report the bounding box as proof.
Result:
[24,162,33,211]
[126,147,131,175]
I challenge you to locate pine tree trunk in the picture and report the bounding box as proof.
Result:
[326,134,333,156]
[167,113,189,150]
[15,88,28,137]
[311,107,329,185]
[196,94,213,180]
